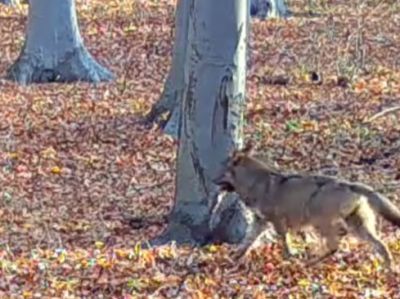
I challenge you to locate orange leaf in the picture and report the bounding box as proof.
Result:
[50,166,62,174]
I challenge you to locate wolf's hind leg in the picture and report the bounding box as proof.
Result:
[346,204,393,270]
[306,223,341,266]
[356,225,392,269]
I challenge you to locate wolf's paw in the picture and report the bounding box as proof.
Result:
[282,246,301,259]
[304,247,322,261]
[305,257,320,267]
[289,247,302,256]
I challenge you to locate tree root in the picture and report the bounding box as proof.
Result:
[7,45,114,85]
[365,105,400,123]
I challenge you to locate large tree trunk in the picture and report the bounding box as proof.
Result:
[6,0,113,85]
[144,0,290,138]
[152,0,252,246]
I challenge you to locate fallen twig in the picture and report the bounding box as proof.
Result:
[365,105,400,123]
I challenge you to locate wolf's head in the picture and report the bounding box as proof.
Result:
[212,141,255,192]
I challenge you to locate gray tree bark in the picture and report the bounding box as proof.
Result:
[144,0,290,138]
[152,0,252,246]
[6,0,114,85]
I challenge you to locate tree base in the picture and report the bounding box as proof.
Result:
[147,194,262,249]
[141,87,181,139]
[162,105,180,139]
[6,45,114,85]
[208,195,250,244]
[141,99,180,139]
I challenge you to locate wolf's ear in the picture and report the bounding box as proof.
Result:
[241,140,254,155]
[228,141,254,163]
[228,147,239,158]
[227,147,242,166]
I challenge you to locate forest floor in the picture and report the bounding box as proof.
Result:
[1,0,400,298]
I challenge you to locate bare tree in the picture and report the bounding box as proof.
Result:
[7,0,113,85]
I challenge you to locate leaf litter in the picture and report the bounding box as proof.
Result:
[0,0,400,297]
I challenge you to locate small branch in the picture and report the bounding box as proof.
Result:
[365,106,400,123]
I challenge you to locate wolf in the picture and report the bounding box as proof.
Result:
[213,143,400,269]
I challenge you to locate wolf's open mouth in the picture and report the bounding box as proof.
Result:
[218,182,235,192]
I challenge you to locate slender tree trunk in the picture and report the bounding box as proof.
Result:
[267,0,291,18]
[6,0,113,85]
[251,0,291,19]
[0,0,17,5]
[152,0,251,246]
[143,0,189,138]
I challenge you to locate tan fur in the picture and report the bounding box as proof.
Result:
[213,145,400,269]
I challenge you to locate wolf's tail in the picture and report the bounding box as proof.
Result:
[350,183,400,227]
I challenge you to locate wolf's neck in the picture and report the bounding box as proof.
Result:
[246,156,280,176]
[242,159,281,194]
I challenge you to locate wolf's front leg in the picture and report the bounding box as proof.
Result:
[274,220,295,259]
